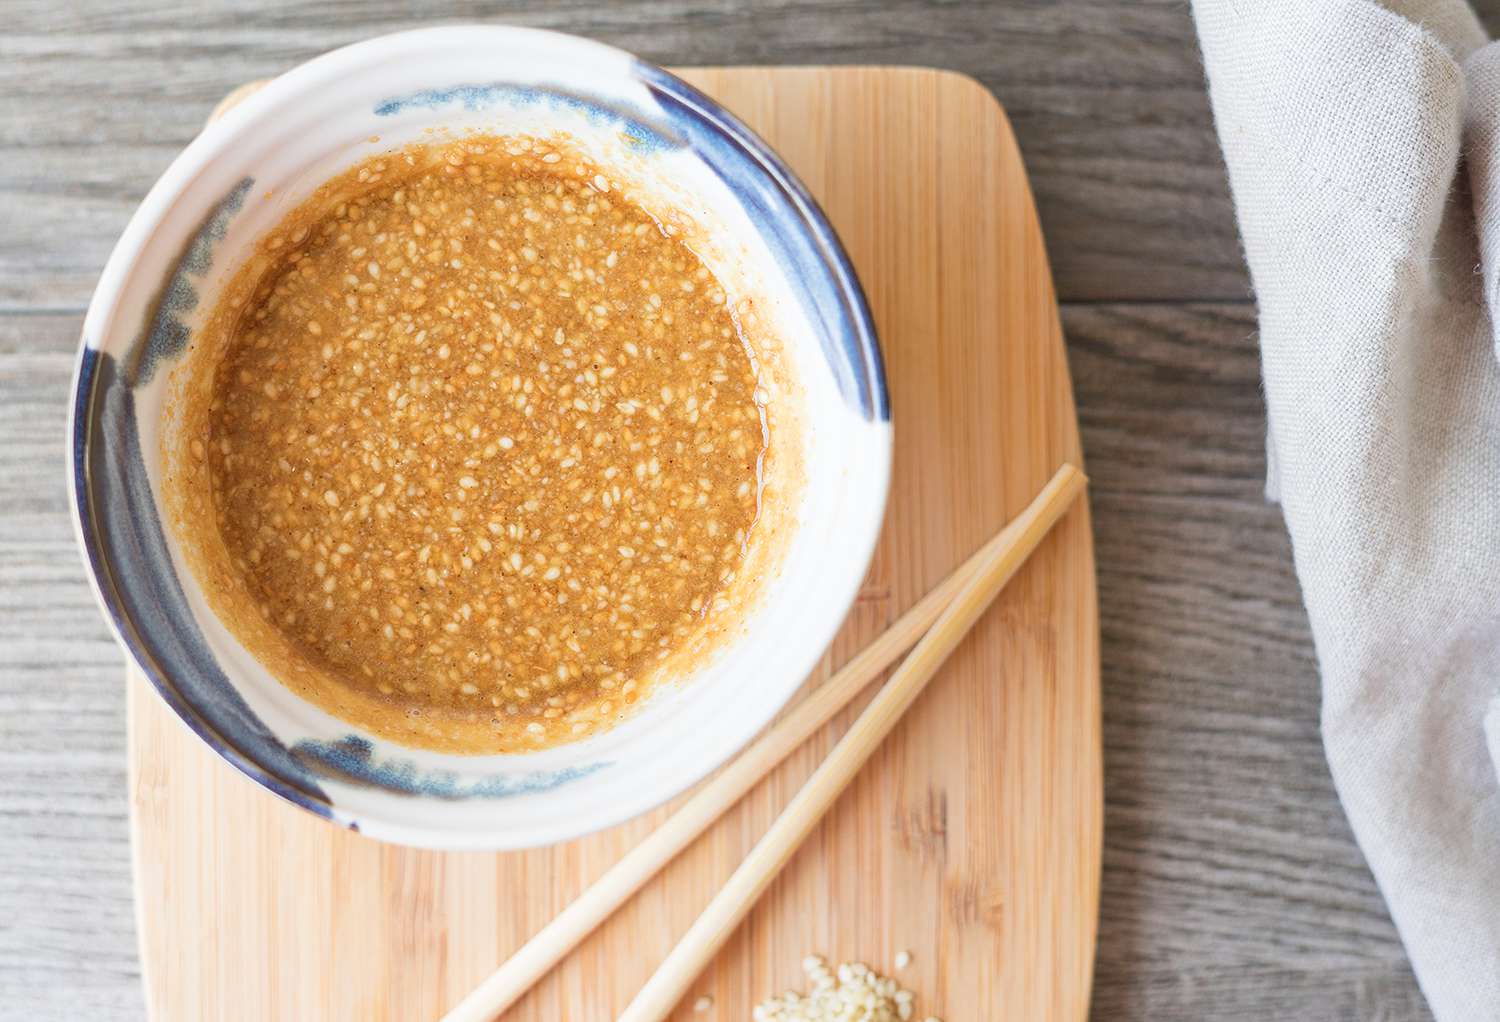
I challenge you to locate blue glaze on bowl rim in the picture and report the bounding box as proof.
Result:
[70,177,617,828]
[71,344,338,822]
[68,32,891,844]
[74,334,622,822]
[374,82,678,154]
[370,65,889,422]
[291,736,609,798]
[631,61,889,423]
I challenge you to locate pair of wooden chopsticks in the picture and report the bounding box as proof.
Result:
[443,463,1086,1022]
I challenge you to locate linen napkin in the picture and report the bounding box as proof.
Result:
[1193,0,1500,1017]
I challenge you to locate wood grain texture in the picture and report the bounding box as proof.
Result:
[0,300,1438,1022]
[124,66,1101,1022]
[7,1,1486,1020]
[612,467,1086,1022]
[0,0,1242,309]
[1067,303,1430,1022]
[0,312,152,1022]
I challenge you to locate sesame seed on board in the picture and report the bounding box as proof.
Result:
[753,955,941,1022]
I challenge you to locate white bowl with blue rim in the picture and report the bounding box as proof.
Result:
[69,26,890,849]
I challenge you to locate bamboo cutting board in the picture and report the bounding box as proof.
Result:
[128,67,1101,1021]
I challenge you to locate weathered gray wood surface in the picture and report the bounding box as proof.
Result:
[0,1,1464,1020]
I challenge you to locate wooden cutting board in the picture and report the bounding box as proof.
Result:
[128,66,1101,1021]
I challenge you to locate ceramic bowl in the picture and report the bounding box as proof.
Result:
[69,26,890,849]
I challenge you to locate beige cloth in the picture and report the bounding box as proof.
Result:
[1194,0,1500,1017]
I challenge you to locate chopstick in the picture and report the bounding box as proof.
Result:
[440,463,1085,1022]
[617,463,1085,1021]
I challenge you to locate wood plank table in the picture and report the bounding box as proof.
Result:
[0,2,1466,1020]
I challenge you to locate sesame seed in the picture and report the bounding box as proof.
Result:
[756,955,935,1022]
[187,135,768,755]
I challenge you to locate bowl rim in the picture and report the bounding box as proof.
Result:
[68,24,891,848]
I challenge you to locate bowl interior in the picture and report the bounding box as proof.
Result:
[73,26,890,849]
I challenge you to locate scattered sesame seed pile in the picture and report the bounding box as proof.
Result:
[751,955,942,1022]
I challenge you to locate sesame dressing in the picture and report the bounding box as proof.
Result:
[186,137,767,751]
